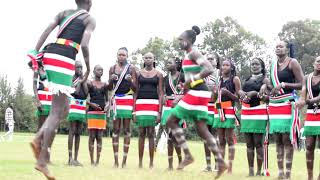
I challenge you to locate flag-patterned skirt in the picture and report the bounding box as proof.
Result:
[268,102,292,134]
[135,99,159,127]
[68,98,86,122]
[304,109,320,136]
[170,90,211,123]
[240,104,268,133]
[160,99,174,126]
[213,107,236,128]
[87,111,107,130]
[42,44,76,96]
[207,102,216,126]
[114,94,134,119]
[36,90,52,117]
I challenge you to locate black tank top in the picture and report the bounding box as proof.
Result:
[137,75,159,99]
[112,65,132,94]
[58,13,88,44]
[88,82,108,111]
[307,79,320,109]
[242,76,264,107]
[220,76,235,102]
[164,74,184,96]
[278,64,295,94]
[37,70,47,91]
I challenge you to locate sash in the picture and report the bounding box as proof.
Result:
[270,60,285,95]
[168,73,179,95]
[307,73,314,99]
[111,64,131,119]
[57,10,87,37]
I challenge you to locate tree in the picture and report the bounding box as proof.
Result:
[278,19,320,74]
[0,75,13,131]
[131,37,183,71]
[13,77,37,132]
[202,16,267,80]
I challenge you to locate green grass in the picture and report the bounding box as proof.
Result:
[0,133,319,180]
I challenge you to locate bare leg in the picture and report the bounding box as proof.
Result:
[112,119,120,168]
[33,94,69,180]
[306,136,316,180]
[217,128,226,159]
[203,125,213,172]
[88,129,95,165]
[73,122,83,166]
[226,128,235,174]
[167,137,174,170]
[122,119,131,168]
[68,122,76,165]
[138,127,146,168]
[245,133,254,176]
[253,133,264,176]
[167,115,194,170]
[283,133,294,179]
[147,127,155,169]
[275,133,285,179]
[95,130,103,166]
[195,120,227,179]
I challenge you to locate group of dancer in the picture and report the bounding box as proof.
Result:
[26,0,319,180]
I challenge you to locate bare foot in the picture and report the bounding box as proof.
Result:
[121,163,126,168]
[35,164,55,180]
[167,167,173,171]
[139,163,143,169]
[177,156,194,170]
[215,163,228,179]
[113,163,119,168]
[149,164,154,169]
[30,140,41,160]
[73,160,83,167]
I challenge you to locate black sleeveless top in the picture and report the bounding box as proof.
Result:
[58,13,88,44]
[164,73,184,96]
[307,79,320,109]
[71,77,88,100]
[137,75,159,99]
[37,71,47,91]
[242,76,264,107]
[220,77,235,102]
[112,65,132,94]
[88,82,108,111]
[278,64,295,94]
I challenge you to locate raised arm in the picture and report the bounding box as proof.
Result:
[81,16,96,83]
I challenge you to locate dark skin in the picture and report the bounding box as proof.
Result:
[68,61,88,166]
[213,60,241,174]
[133,52,164,169]
[165,58,183,170]
[203,54,219,171]
[269,41,303,179]
[87,65,109,166]
[295,56,320,180]
[107,49,137,168]
[167,31,227,179]
[238,59,270,176]
[270,41,303,95]
[30,1,95,179]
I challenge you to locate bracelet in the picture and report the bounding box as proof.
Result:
[132,112,136,115]
[281,82,286,89]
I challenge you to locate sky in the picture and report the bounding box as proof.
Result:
[1,0,319,94]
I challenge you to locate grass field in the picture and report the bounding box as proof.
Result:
[0,133,319,180]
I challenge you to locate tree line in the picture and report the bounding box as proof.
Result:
[1,17,319,141]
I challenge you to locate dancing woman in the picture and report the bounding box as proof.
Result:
[269,41,303,179]
[238,58,270,176]
[133,52,164,169]
[108,47,137,168]
[295,56,320,180]
[212,59,241,174]
[29,0,95,179]
[166,26,227,179]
